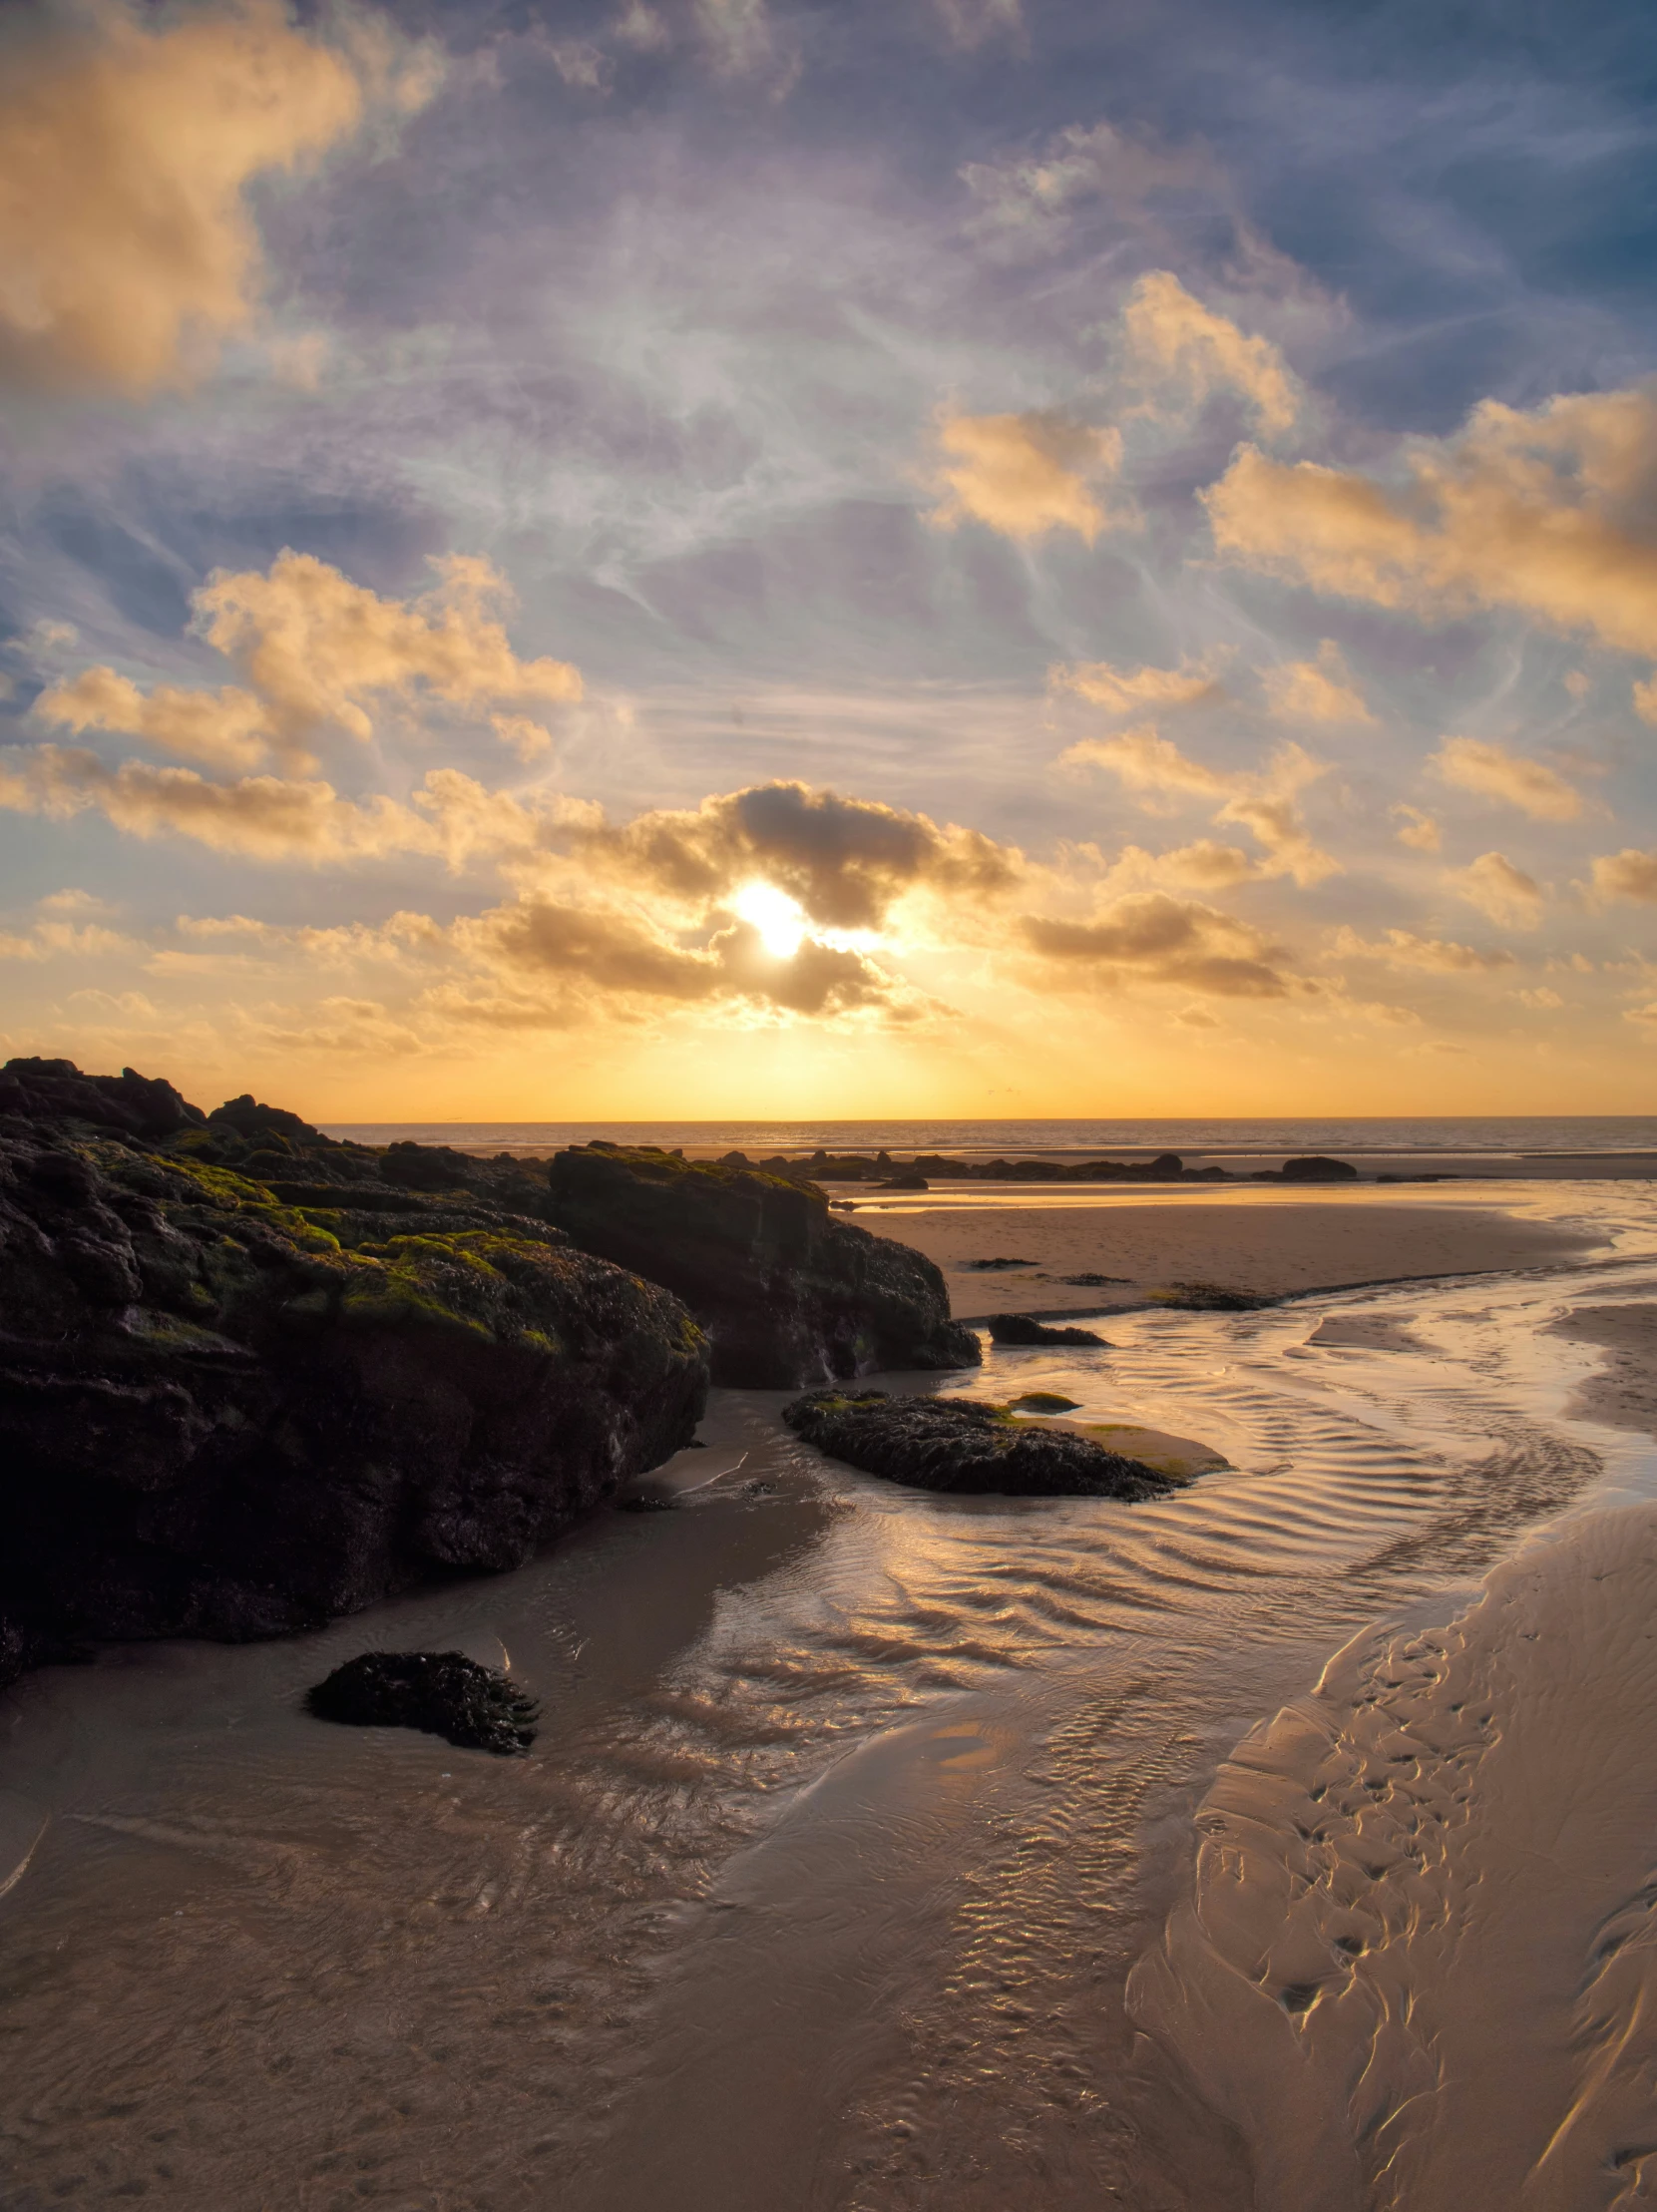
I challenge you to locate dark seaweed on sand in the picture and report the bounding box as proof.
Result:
[306,1650,539,1755]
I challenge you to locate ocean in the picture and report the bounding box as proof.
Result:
[322,1114,1657,1166]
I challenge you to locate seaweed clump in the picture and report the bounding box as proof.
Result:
[782,1389,1172,1500]
[307,1650,538,1755]
[1148,1282,1270,1312]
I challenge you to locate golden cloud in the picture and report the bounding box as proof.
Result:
[1060,722,1339,885]
[1590,848,1657,904]
[1260,640,1374,724]
[1451,850,1546,930]
[928,408,1126,544]
[1123,271,1300,438]
[1021,891,1293,998]
[35,552,582,771]
[1050,653,1222,713]
[1205,386,1657,660]
[1329,925,1516,972]
[1393,805,1442,853]
[0,0,437,395]
[1431,736,1583,821]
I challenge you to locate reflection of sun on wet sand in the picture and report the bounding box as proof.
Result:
[856,1185,1611,1316]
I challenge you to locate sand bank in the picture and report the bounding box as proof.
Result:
[1128,1500,1657,2209]
[1547,1298,1657,1437]
[852,1183,1612,1317]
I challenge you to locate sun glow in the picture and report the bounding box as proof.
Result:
[732,880,810,958]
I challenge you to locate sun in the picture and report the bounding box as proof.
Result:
[732,880,809,959]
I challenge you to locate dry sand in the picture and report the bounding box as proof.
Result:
[1129,1503,1657,2210]
[853,1184,1609,1317]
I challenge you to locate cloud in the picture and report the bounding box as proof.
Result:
[0,748,577,870]
[1205,385,1657,661]
[1514,987,1563,1009]
[1431,736,1583,821]
[928,408,1125,544]
[0,0,437,396]
[1060,723,1339,884]
[453,899,912,1025]
[1107,839,1262,890]
[1590,848,1657,904]
[1050,654,1222,714]
[36,552,582,772]
[1020,892,1293,998]
[1451,850,1546,929]
[1634,677,1657,725]
[961,121,1221,240]
[933,0,1024,49]
[34,666,271,770]
[1260,641,1374,725]
[1329,926,1515,972]
[1122,271,1300,439]
[1393,805,1442,853]
[571,780,1023,931]
[694,0,774,73]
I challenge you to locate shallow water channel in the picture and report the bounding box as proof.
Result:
[4,1192,1657,2209]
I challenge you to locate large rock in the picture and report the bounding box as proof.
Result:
[782,1389,1173,1500]
[0,1076,707,1688]
[544,1142,981,1387]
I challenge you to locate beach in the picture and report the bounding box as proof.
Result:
[2,1177,1656,2207]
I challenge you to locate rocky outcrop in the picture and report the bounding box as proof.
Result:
[987,1313,1110,1347]
[782,1389,1173,1500]
[544,1143,981,1387]
[0,1071,707,1687]
[306,1650,538,1754]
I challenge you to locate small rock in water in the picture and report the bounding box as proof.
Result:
[987,1313,1110,1347]
[306,1651,538,1755]
[1009,1390,1082,1412]
[782,1389,1171,1500]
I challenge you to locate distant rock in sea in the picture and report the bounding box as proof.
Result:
[543,1142,981,1387]
[781,1389,1172,1499]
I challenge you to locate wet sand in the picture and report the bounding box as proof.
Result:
[851,1181,1614,1318]
[3,1186,1657,2208]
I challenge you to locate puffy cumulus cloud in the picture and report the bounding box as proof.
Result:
[1050,653,1222,714]
[1060,723,1339,885]
[1329,926,1516,973]
[192,552,582,765]
[1452,851,1546,930]
[33,665,270,770]
[1590,848,1657,905]
[1122,271,1300,439]
[0,747,575,870]
[35,552,581,772]
[1020,892,1293,999]
[1431,736,1583,822]
[0,0,438,396]
[928,409,1126,545]
[571,780,1023,934]
[1394,805,1443,853]
[1205,386,1657,663]
[1260,641,1374,725]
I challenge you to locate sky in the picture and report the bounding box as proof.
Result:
[3,0,1657,1119]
